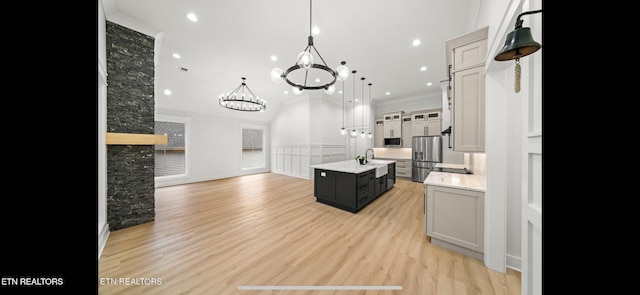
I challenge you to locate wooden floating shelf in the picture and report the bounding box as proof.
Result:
[106,132,168,145]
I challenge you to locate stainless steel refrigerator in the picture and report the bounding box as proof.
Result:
[412,135,443,182]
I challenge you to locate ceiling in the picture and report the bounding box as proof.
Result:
[102,0,475,121]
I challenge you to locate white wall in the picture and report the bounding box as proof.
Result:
[477,0,542,275]
[270,93,348,178]
[271,96,311,146]
[506,84,523,270]
[97,0,109,259]
[343,100,374,159]
[309,94,346,145]
[270,91,373,159]
[155,109,270,187]
[474,0,512,273]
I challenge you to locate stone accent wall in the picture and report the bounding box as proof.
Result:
[106,21,156,230]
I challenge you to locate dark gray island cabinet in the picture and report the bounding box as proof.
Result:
[311,160,396,213]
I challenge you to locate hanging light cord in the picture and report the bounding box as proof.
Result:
[352,70,357,134]
[309,0,312,36]
[361,77,365,134]
[342,80,345,128]
[368,83,372,136]
[304,0,329,68]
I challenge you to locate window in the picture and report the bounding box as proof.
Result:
[242,127,265,169]
[155,120,186,177]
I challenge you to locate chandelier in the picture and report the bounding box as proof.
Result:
[360,77,366,138]
[218,77,266,112]
[350,70,358,138]
[340,78,347,135]
[270,0,350,95]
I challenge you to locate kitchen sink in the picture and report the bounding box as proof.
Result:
[364,160,389,178]
[373,163,388,178]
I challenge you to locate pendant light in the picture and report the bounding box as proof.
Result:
[360,77,366,138]
[340,79,346,135]
[367,83,373,138]
[270,0,350,95]
[218,77,266,112]
[350,70,358,138]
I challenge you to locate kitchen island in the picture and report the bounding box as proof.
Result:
[310,159,396,213]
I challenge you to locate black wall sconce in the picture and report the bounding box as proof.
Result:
[494,9,543,92]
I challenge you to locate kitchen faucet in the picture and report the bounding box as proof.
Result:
[365,148,374,163]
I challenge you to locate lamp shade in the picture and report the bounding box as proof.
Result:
[494,27,541,61]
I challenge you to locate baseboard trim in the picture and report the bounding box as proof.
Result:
[506,253,522,272]
[98,223,110,260]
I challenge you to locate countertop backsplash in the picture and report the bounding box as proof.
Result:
[373,147,411,159]
[465,152,486,188]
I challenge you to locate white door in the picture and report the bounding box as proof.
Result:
[521,3,543,294]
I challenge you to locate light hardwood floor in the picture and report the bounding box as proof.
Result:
[98,173,520,294]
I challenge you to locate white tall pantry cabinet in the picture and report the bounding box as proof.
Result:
[446,27,488,152]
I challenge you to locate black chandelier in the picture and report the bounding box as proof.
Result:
[218,77,266,112]
[270,0,349,95]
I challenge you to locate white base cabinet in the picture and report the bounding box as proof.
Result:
[425,184,484,260]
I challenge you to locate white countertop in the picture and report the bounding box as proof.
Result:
[424,170,485,192]
[435,163,467,169]
[310,159,395,174]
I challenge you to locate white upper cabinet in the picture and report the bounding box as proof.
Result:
[446,27,488,152]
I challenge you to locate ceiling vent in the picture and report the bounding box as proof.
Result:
[178,67,188,72]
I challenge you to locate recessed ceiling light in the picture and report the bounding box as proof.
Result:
[355,99,359,102]
[187,13,198,22]
[172,53,181,59]
[284,90,289,94]
[385,92,391,95]
[312,26,320,35]
[426,82,432,86]
[412,39,421,46]
[271,55,278,61]
[164,89,172,95]
[315,78,321,83]
[420,66,427,71]
[338,90,343,94]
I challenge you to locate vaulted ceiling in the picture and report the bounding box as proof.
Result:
[103,0,475,122]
